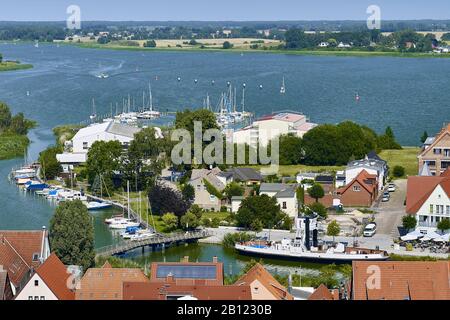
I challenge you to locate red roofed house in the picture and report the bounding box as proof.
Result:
[352,261,450,300]
[405,169,450,234]
[0,229,51,296]
[75,262,148,300]
[15,253,75,300]
[123,257,252,300]
[234,263,293,300]
[307,284,340,300]
[337,170,378,207]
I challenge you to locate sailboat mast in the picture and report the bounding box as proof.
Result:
[149,83,153,112]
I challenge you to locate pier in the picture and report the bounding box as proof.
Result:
[95,229,211,257]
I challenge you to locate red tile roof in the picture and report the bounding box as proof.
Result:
[337,170,377,195]
[35,253,75,300]
[406,174,450,214]
[75,264,148,300]
[308,284,339,300]
[234,263,293,300]
[0,230,47,288]
[352,261,450,300]
[123,281,252,300]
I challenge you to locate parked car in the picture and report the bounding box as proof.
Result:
[382,193,390,202]
[388,183,396,192]
[363,223,377,237]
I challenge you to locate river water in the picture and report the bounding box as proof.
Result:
[0,42,449,274]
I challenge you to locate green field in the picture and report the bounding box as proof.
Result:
[379,147,420,177]
[242,164,345,177]
[0,61,33,72]
[0,134,30,159]
[73,41,450,59]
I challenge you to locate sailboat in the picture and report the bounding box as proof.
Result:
[280,77,286,94]
[137,83,161,119]
[89,99,97,120]
[34,41,39,48]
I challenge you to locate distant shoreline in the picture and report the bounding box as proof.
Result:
[70,42,450,59]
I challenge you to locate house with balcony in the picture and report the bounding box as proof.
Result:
[232,111,317,147]
[418,123,450,176]
[405,169,450,233]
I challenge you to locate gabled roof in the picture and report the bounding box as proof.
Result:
[419,123,450,158]
[352,261,450,300]
[405,173,450,214]
[0,230,48,288]
[75,264,148,300]
[234,263,293,300]
[337,170,377,195]
[367,150,385,163]
[190,168,225,191]
[260,183,296,198]
[35,253,75,300]
[0,267,10,300]
[227,167,262,181]
[308,284,339,300]
[347,158,385,171]
[72,121,141,140]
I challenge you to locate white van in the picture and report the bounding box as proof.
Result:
[363,223,377,237]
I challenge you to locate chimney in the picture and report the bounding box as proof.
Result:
[212,256,218,263]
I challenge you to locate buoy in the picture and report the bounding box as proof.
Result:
[194,79,198,84]
[355,93,360,101]
[177,77,181,82]
[259,84,263,89]
[211,80,215,85]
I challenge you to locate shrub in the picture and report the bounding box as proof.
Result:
[222,232,253,249]
[393,165,406,178]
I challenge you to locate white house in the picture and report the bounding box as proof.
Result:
[318,42,329,47]
[406,171,450,234]
[15,253,75,300]
[233,112,317,147]
[259,183,298,217]
[337,42,352,48]
[56,121,142,168]
[188,168,225,211]
[231,196,244,213]
[345,158,387,191]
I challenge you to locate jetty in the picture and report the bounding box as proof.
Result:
[95,229,211,257]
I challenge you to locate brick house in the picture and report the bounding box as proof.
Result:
[337,170,378,207]
[418,123,450,176]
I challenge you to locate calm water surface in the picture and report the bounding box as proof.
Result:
[1,42,449,272]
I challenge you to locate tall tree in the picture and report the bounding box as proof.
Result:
[235,194,282,229]
[0,102,12,131]
[49,200,95,271]
[39,146,62,180]
[86,140,122,191]
[148,183,190,217]
[308,183,325,202]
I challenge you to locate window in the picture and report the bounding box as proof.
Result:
[34,296,39,300]
[433,148,442,155]
[444,149,450,157]
[282,202,287,209]
[32,253,39,261]
[82,142,88,150]
[353,185,361,192]
[34,280,39,286]
[446,206,450,215]
[40,296,45,300]
[429,205,434,214]
[210,194,216,201]
[28,296,33,300]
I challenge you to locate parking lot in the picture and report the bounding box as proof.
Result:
[372,179,407,237]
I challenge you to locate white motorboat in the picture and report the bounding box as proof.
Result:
[85,201,113,210]
[109,221,141,229]
[105,216,131,224]
[235,215,389,263]
[129,231,156,241]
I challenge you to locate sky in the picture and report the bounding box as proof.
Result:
[0,0,449,21]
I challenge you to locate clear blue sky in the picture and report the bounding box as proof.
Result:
[0,0,449,21]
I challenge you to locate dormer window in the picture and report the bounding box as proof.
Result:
[32,253,40,261]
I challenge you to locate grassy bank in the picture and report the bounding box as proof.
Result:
[379,147,420,177]
[0,134,30,159]
[0,61,33,72]
[242,164,345,177]
[72,41,450,59]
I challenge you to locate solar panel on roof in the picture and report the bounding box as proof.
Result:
[156,265,217,279]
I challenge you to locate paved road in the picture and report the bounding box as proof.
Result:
[372,179,407,237]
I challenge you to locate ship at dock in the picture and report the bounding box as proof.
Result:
[235,215,389,263]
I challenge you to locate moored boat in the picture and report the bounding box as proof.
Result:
[235,215,389,263]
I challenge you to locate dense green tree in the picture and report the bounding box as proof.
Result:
[144,40,157,47]
[250,219,263,234]
[148,183,190,217]
[307,183,325,202]
[39,146,63,180]
[49,200,95,271]
[86,140,122,191]
[223,182,244,200]
[302,124,341,165]
[0,53,2,63]
[307,202,328,219]
[376,126,402,150]
[437,219,450,233]
[0,102,12,131]
[420,131,428,144]
[161,213,178,232]
[9,112,35,135]
[235,194,283,229]
[392,165,405,178]
[327,220,341,242]
[402,215,417,231]
[279,134,303,165]
[222,41,233,49]
[188,204,203,219]
[180,211,200,230]
[181,183,195,202]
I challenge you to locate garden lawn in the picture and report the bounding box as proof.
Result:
[379,147,420,177]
